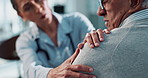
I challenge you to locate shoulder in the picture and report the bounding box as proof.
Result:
[81,20,148,53]
[16,27,38,52]
[17,26,38,44]
[73,20,148,77]
[81,26,132,53]
[63,12,89,21]
[62,12,94,29]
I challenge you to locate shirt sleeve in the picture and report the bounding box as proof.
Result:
[16,33,52,78]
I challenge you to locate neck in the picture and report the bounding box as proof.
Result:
[117,7,144,29]
[37,14,59,46]
[38,14,59,34]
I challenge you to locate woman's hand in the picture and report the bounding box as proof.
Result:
[47,48,96,78]
[78,29,110,49]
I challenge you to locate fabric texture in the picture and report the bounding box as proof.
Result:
[16,12,95,78]
[73,9,148,78]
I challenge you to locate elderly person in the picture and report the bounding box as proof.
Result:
[10,0,102,78]
[73,0,148,78]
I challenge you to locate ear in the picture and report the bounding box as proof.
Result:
[129,0,143,8]
[17,12,27,22]
[128,0,143,12]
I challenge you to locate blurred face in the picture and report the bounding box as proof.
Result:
[97,0,131,30]
[15,0,52,24]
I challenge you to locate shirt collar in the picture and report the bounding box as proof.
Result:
[53,13,72,46]
[119,9,148,27]
[53,12,72,34]
[31,12,72,46]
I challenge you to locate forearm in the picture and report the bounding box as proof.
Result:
[22,62,52,78]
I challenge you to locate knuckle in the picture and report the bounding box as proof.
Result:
[77,43,82,48]
[65,65,71,70]
[77,43,82,46]
[75,65,82,69]
[91,32,96,35]
[91,30,96,33]
[86,35,91,38]
[97,29,102,32]
[62,70,69,76]
[105,29,108,31]
[98,31,103,35]
[64,59,71,64]
[103,29,107,32]
[86,33,91,36]
[86,33,91,37]
[104,29,110,33]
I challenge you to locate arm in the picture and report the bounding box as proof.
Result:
[16,34,51,78]
[47,49,96,78]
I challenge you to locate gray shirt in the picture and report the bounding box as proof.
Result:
[73,9,148,78]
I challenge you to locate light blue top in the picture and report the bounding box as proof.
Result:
[16,12,95,78]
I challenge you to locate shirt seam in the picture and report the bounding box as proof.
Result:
[110,22,137,75]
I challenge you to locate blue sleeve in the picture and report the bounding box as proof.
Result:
[16,32,52,78]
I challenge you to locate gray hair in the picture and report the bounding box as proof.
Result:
[142,0,148,8]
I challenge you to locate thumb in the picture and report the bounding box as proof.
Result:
[65,48,80,64]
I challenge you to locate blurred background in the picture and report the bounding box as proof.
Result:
[0,0,105,78]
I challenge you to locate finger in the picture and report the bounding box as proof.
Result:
[77,43,84,49]
[62,70,96,78]
[90,31,100,47]
[66,48,80,64]
[83,37,87,43]
[66,71,96,78]
[68,65,94,73]
[96,29,104,42]
[103,29,110,34]
[86,33,94,48]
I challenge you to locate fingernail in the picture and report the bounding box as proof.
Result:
[89,68,94,72]
[92,76,96,78]
[95,43,99,46]
[90,44,94,48]
[100,38,104,41]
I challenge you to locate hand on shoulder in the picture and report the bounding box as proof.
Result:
[78,29,110,49]
[47,49,96,78]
